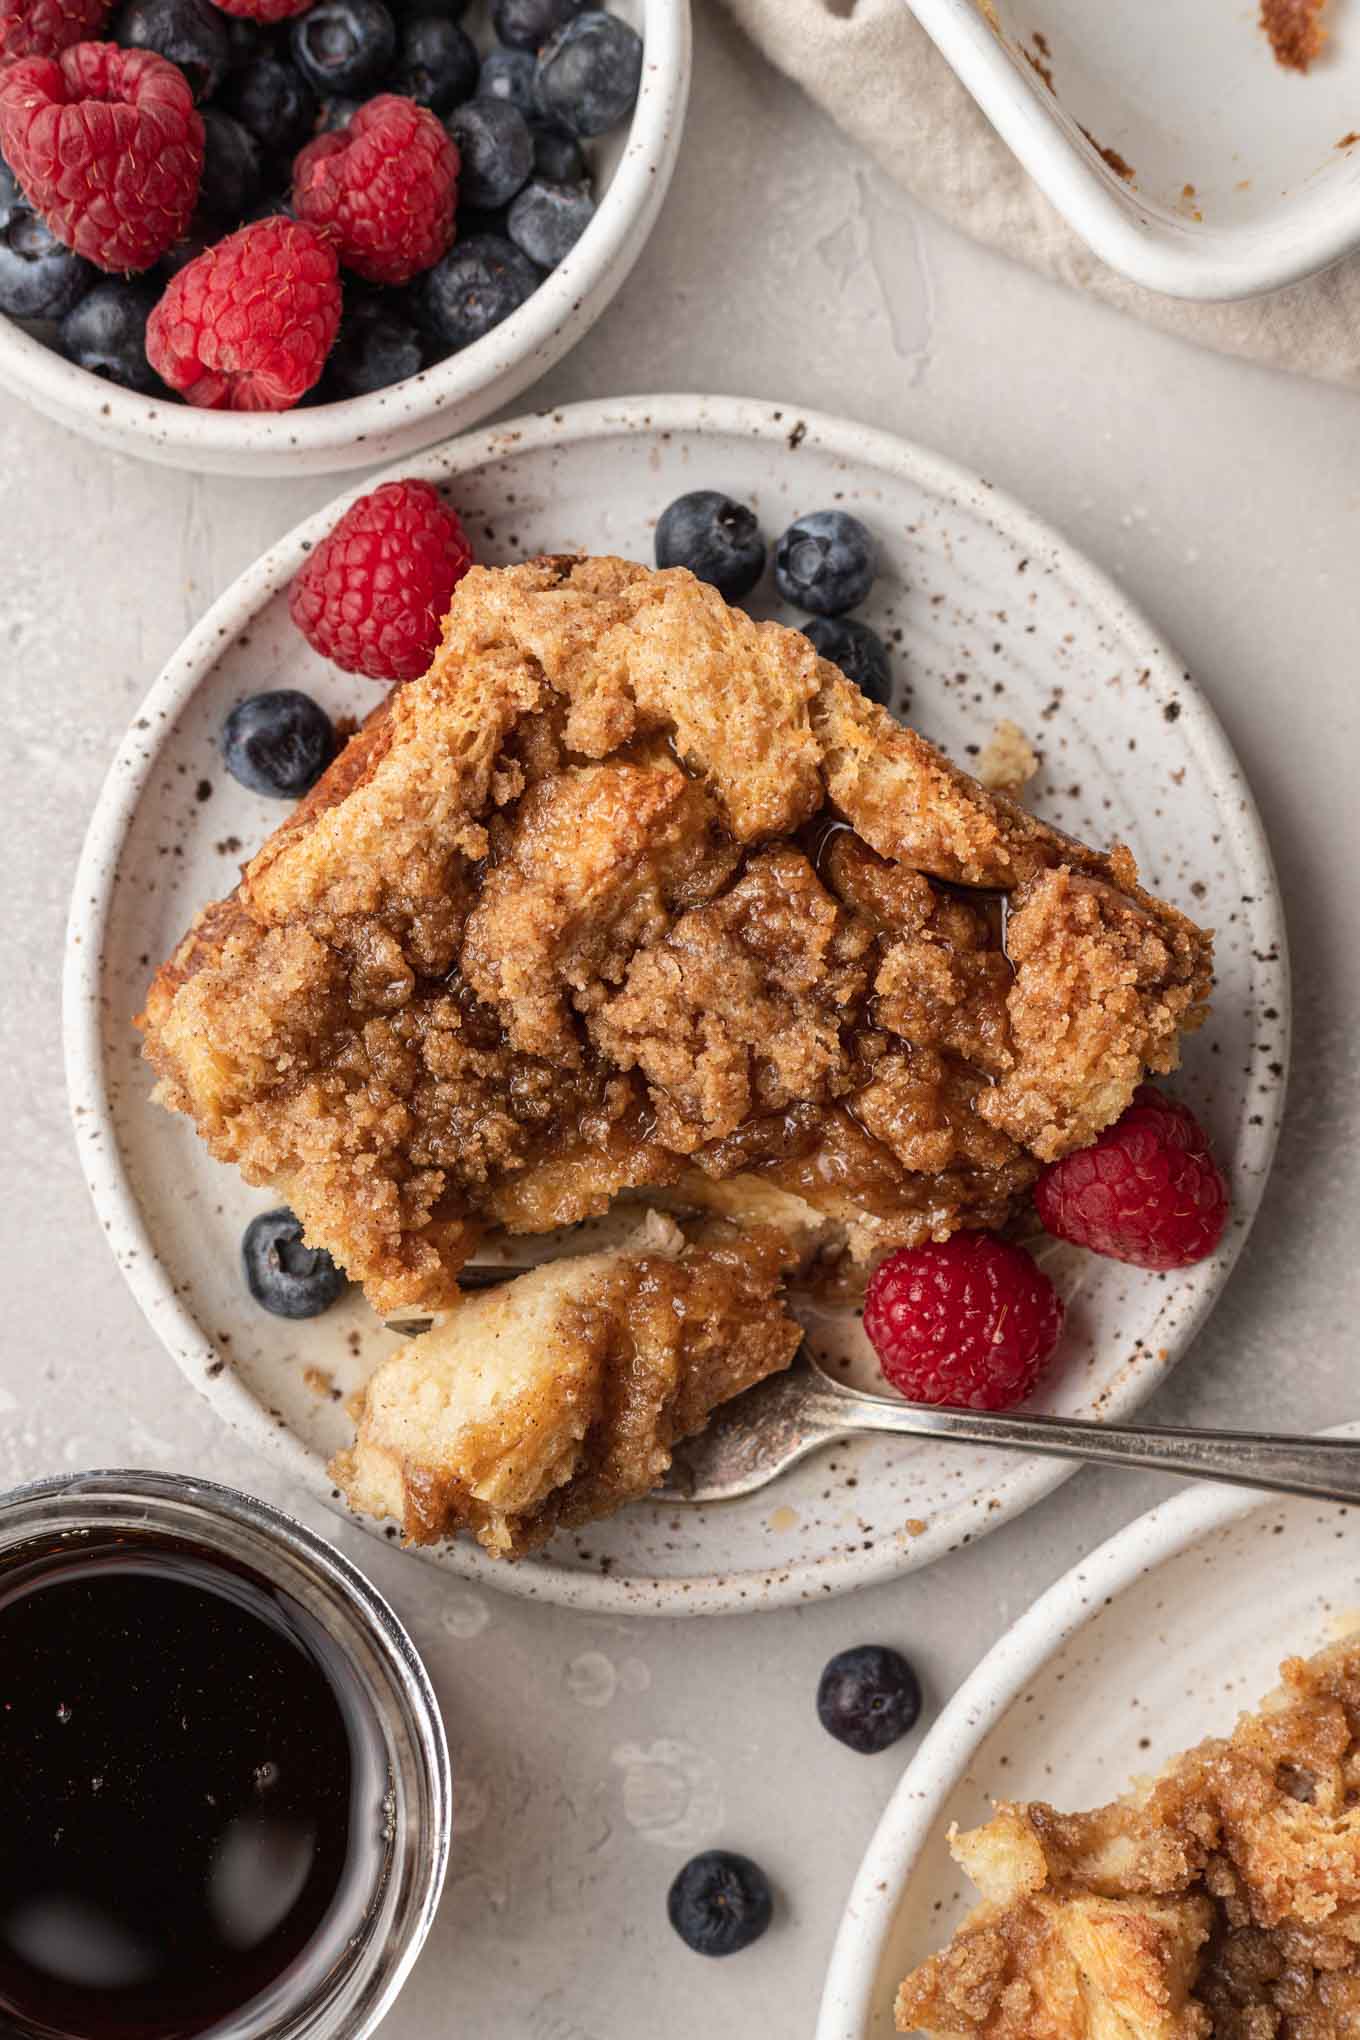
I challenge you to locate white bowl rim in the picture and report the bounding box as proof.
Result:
[63,390,1291,1618]
[815,1425,1360,2040]
[0,0,689,459]
[906,0,1360,300]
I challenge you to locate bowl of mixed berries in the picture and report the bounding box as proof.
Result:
[0,0,687,471]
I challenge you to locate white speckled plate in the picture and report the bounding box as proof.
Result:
[817,1439,1360,2040]
[64,395,1289,1616]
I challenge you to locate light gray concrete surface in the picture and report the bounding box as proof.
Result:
[3,4,1358,2034]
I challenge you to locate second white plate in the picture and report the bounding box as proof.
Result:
[65,395,1288,1615]
[818,1438,1360,2039]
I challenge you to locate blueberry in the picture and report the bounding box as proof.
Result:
[220,689,337,798]
[454,202,509,240]
[816,1645,921,1754]
[654,490,765,602]
[0,150,26,226]
[242,1209,347,1319]
[387,0,466,16]
[314,93,361,133]
[527,117,585,183]
[290,0,396,98]
[773,508,877,617]
[224,57,317,157]
[506,174,593,267]
[158,230,212,278]
[667,1852,773,1957]
[390,13,478,111]
[59,278,161,392]
[478,45,537,115]
[802,615,892,707]
[0,209,93,320]
[493,0,584,50]
[323,288,422,396]
[446,98,533,209]
[113,0,229,100]
[245,191,297,225]
[221,12,268,68]
[534,9,641,138]
[199,109,264,224]
[416,232,540,351]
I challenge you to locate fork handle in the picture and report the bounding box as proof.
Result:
[813,1391,1360,1505]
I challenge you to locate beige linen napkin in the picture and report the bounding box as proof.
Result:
[720,0,1360,387]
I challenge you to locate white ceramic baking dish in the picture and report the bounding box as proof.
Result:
[906,0,1360,299]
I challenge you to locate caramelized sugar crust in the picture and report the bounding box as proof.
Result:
[896,1639,1360,2039]
[139,555,1212,1321]
[332,1213,802,1554]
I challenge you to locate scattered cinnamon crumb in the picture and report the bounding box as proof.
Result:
[1024,36,1054,92]
[977,719,1039,797]
[1182,183,1197,198]
[1260,0,1329,72]
[904,1518,928,1538]
[304,1365,340,1401]
[1079,127,1135,183]
[1236,177,1253,190]
[1338,131,1360,148]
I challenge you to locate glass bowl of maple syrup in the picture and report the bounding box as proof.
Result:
[0,1469,451,2040]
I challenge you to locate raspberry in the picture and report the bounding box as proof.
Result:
[864,1235,1064,1412]
[292,93,457,287]
[289,479,473,683]
[0,43,203,271]
[209,0,311,19]
[1034,1085,1229,1271]
[0,0,108,61]
[146,217,341,410]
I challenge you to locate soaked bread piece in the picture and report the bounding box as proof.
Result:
[140,556,1212,1323]
[331,1214,801,1555]
[896,1638,1360,2038]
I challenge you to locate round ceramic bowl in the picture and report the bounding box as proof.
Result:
[0,0,689,477]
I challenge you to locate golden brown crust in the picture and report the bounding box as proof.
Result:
[140,555,1213,1318]
[896,1640,1360,2038]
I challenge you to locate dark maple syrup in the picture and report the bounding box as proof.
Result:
[0,1532,390,2040]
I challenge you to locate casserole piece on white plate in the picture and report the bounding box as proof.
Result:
[905,0,1360,299]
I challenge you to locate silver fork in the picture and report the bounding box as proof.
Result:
[389,1281,1360,1509]
[660,1347,1360,1505]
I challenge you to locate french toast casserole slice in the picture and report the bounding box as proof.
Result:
[896,1638,1360,2039]
[139,555,1212,1549]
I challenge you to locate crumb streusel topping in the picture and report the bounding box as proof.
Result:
[897,1638,1360,2038]
[140,555,1212,1321]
